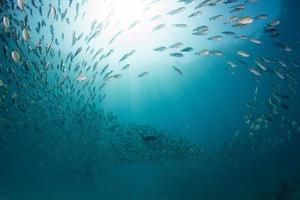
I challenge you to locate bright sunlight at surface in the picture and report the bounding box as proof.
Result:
[85,0,145,28]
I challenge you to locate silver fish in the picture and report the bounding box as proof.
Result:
[12,50,21,63]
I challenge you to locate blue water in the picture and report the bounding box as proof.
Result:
[0,0,300,199]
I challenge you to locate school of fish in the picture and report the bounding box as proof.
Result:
[0,0,299,173]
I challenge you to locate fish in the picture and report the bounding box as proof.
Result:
[153,24,166,32]
[224,16,239,24]
[0,80,5,87]
[256,14,268,20]
[103,70,114,80]
[0,0,296,172]
[278,60,287,68]
[230,4,245,13]
[138,71,149,78]
[193,25,209,32]
[170,53,184,57]
[109,30,123,45]
[149,15,161,21]
[236,16,253,25]
[207,35,222,41]
[172,66,183,75]
[173,24,188,28]
[188,11,202,18]
[140,135,159,142]
[249,38,262,44]
[17,0,25,10]
[76,74,88,81]
[11,50,21,63]
[192,31,209,36]
[196,0,218,9]
[167,7,186,15]
[254,60,267,71]
[49,5,57,18]
[195,49,210,56]
[209,15,224,21]
[91,48,104,61]
[22,28,30,41]
[281,103,289,110]
[178,0,194,4]
[3,16,9,30]
[222,31,236,36]
[104,74,122,81]
[236,35,248,40]
[274,70,285,80]
[226,61,237,68]
[211,50,223,56]
[128,19,140,29]
[122,64,130,71]
[269,19,280,26]
[169,42,184,49]
[154,46,167,52]
[119,50,135,62]
[236,50,250,57]
[31,0,38,8]
[181,47,193,52]
[72,47,82,60]
[249,68,261,76]
[273,42,292,52]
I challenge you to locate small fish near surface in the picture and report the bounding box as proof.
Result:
[104,74,122,82]
[195,49,210,56]
[172,66,183,76]
[170,52,184,57]
[120,50,136,62]
[167,7,186,15]
[122,64,130,71]
[181,47,193,52]
[169,42,184,49]
[138,71,149,78]
[173,24,188,28]
[154,46,167,52]
[152,24,166,32]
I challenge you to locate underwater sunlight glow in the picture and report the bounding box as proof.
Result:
[85,0,145,29]
[1,0,300,199]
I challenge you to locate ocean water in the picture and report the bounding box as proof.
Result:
[0,0,300,199]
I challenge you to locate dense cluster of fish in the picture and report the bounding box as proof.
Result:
[0,0,206,173]
[0,0,299,173]
[0,106,201,179]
